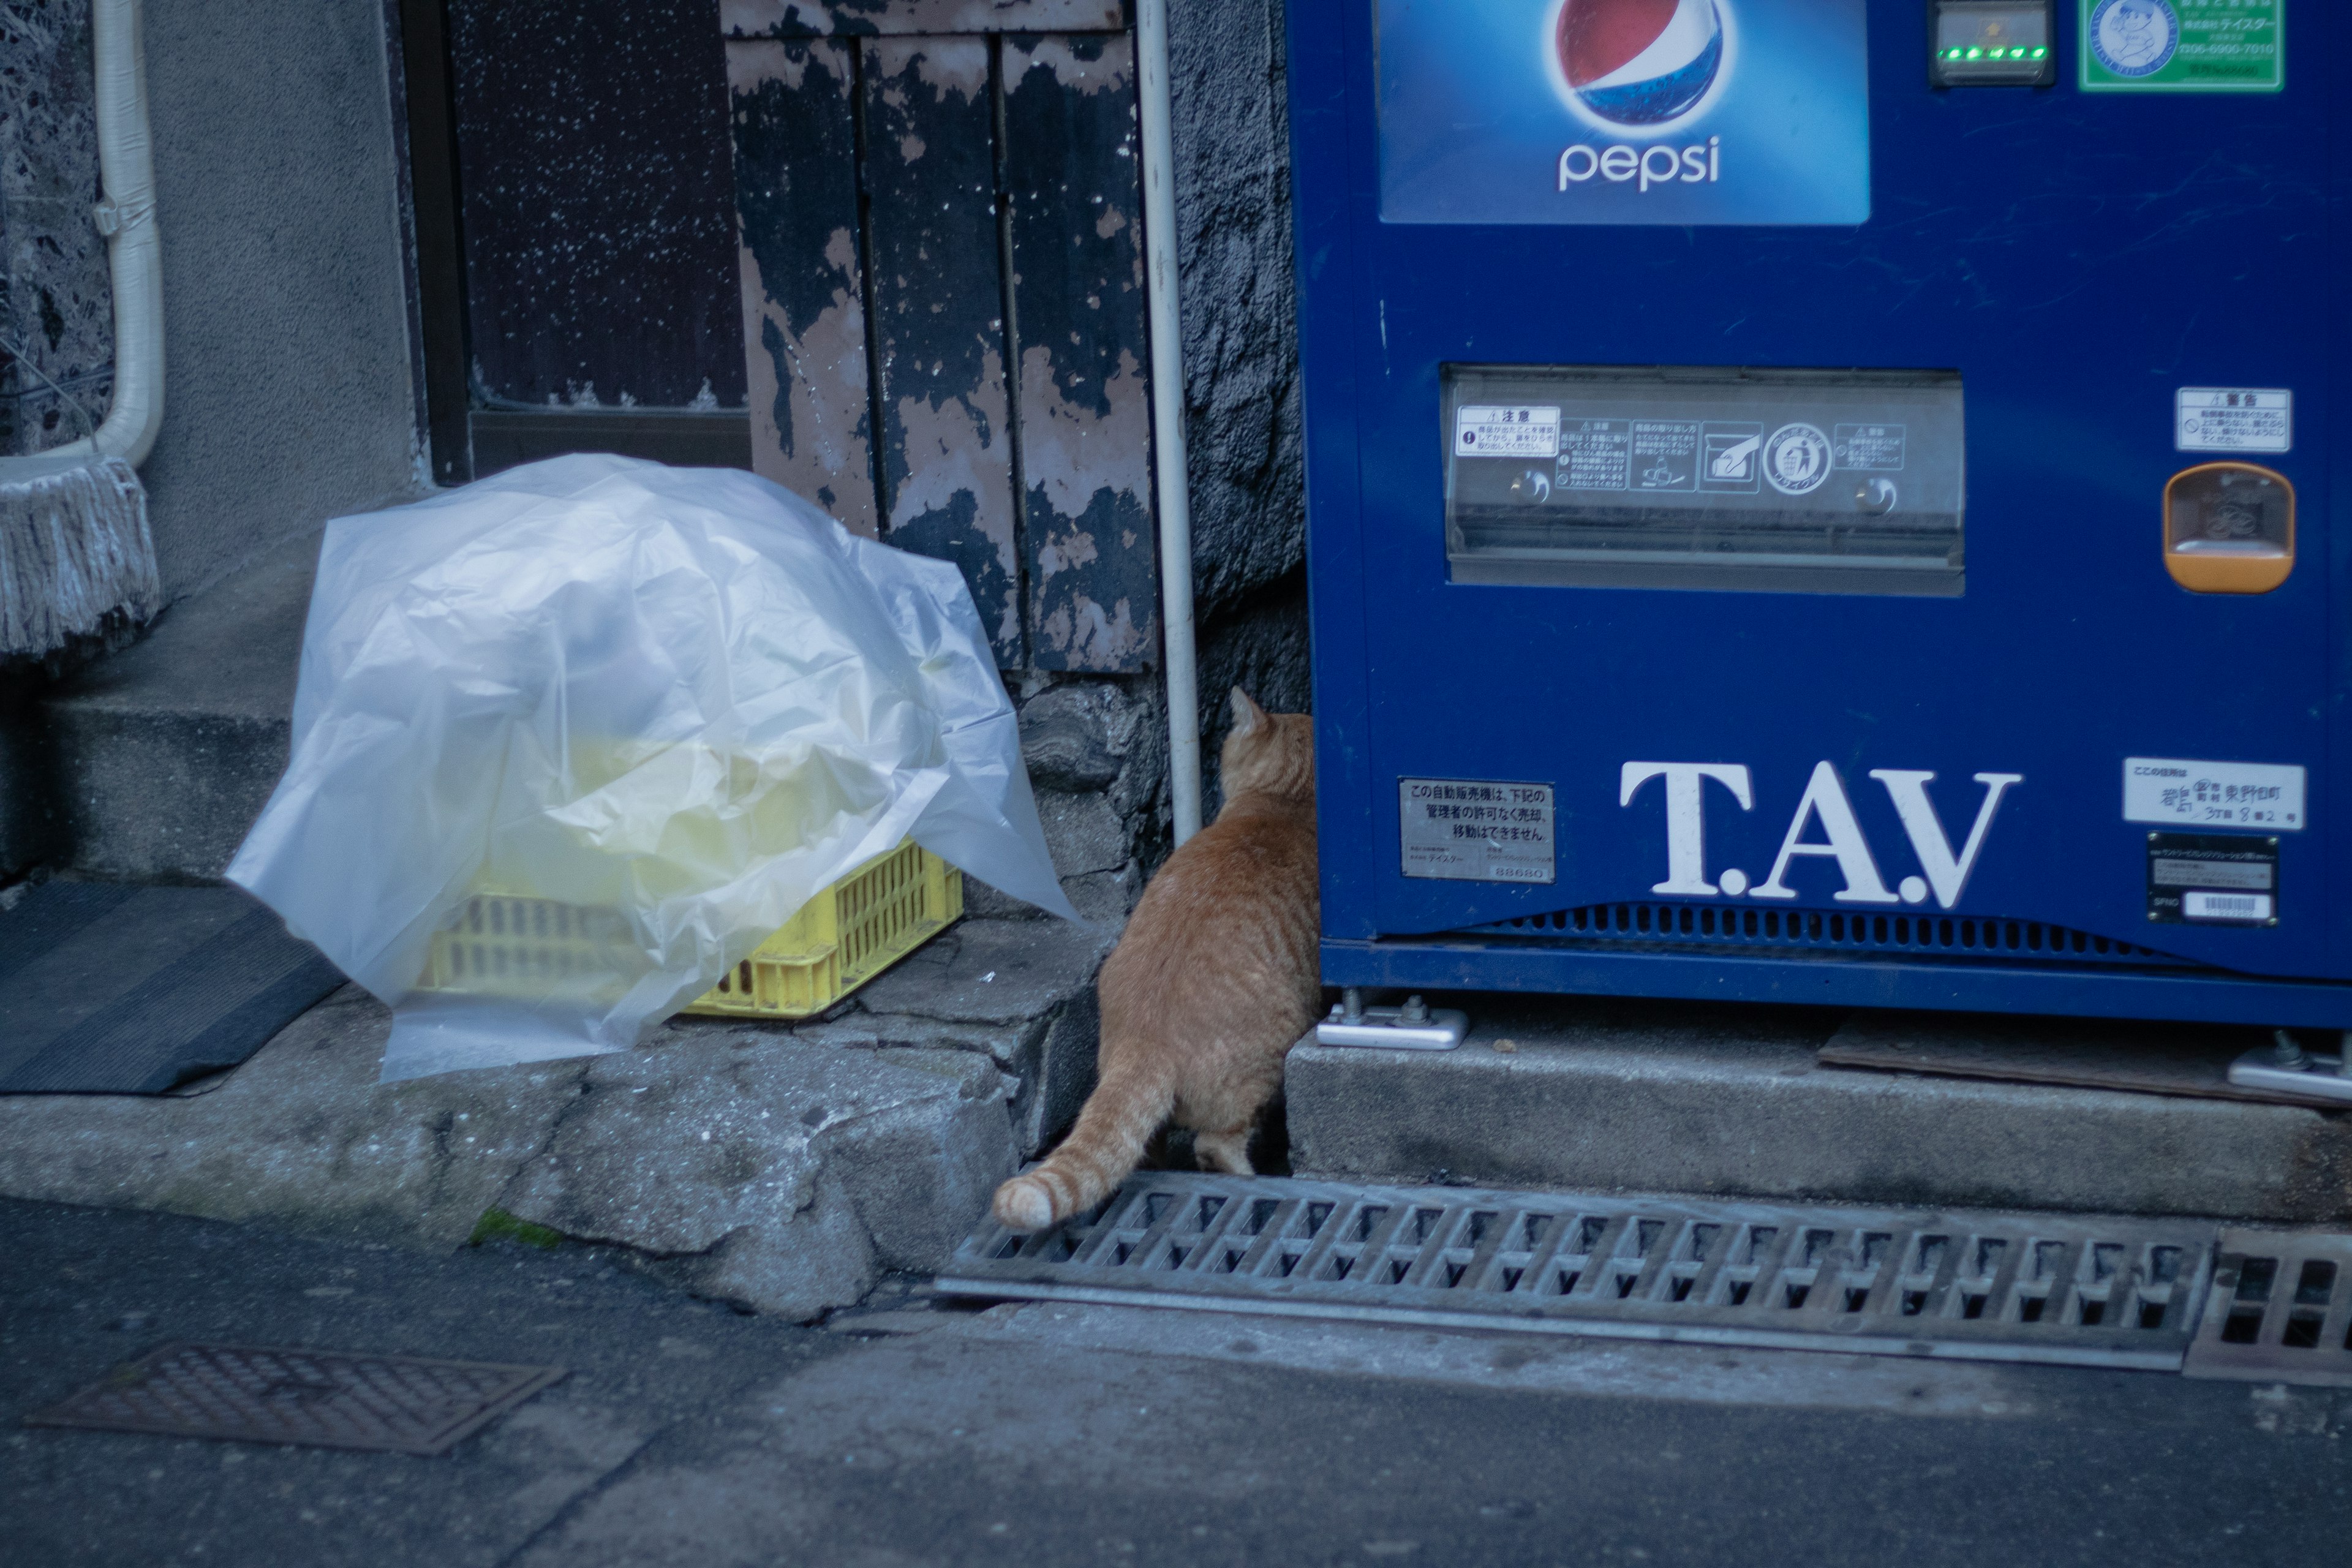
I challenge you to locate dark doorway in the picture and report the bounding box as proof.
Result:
[398,0,751,481]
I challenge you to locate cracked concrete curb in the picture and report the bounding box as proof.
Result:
[0,919,1113,1319]
[807,915,1116,1157]
[496,1039,1014,1322]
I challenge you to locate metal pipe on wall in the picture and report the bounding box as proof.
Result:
[1135,0,1202,845]
[53,0,165,468]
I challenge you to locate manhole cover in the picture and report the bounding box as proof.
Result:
[23,1343,565,1455]
[2184,1228,2352,1387]
[940,1174,2220,1371]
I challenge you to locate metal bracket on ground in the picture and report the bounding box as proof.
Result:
[1315,989,1466,1050]
[2228,1028,2352,1106]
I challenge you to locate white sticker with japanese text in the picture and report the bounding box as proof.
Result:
[2124,758,2305,830]
[1400,778,1556,883]
[1453,405,1561,460]
[2177,388,2291,454]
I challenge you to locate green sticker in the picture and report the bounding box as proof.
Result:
[2079,0,2283,92]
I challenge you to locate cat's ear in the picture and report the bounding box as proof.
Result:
[1228,687,1265,737]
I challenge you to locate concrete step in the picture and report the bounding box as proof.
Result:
[1284,996,2352,1224]
[36,527,318,881]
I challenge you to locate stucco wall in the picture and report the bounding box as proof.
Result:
[135,0,421,600]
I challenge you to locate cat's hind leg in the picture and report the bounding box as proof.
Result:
[1193,1125,1255,1175]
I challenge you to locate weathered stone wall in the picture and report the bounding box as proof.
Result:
[0,0,115,455]
[1170,0,1303,625]
[995,671,1167,923]
[1,1,116,881]
[1170,0,1311,801]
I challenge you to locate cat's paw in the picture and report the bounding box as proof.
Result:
[992,1175,1056,1234]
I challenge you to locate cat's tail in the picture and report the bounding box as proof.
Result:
[992,1054,1174,1234]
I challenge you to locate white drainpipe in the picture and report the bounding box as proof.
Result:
[1136,0,1202,845]
[51,0,165,468]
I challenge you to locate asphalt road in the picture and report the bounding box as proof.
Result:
[4,1197,2348,1567]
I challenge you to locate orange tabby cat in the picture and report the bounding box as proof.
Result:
[993,688,1319,1233]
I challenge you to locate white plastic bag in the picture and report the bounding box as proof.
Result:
[229,454,1076,1081]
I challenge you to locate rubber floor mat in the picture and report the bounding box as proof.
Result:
[0,882,343,1093]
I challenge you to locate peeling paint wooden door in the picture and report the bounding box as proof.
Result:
[1003,34,1156,672]
[729,40,878,535]
[864,36,1024,665]
[724,7,1158,672]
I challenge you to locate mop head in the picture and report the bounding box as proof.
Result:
[0,453,159,657]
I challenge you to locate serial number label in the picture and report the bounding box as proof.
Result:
[2184,891,2272,923]
[2124,757,2304,830]
[2147,831,2280,927]
[1400,778,1556,884]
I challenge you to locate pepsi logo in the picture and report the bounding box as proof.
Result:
[1556,0,1727,129]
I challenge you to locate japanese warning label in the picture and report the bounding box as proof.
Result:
[1400,779,1556,884]
[1455,406,1560,459]
[2177,388,2291,453]
[2080,0,2283,94]
[1559,420,1632,490]
[1833,423,1907,471]
[2123,757,2305,831]
[2147,832,2278,925]
[1632,423,1701,492]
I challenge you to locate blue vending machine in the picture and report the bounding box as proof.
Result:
[1289,1,2340,1026]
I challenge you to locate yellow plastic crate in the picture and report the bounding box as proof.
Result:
[687,840,961,1017]
[420,840,962,1019]
[426,895,639,1007]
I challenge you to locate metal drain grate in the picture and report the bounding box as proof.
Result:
[22,1343,565,1455]
[2184,1229,2352,1387]
[940,1174,2220,1371]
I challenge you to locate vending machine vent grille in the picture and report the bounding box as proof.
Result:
[1469,903,2192,968]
